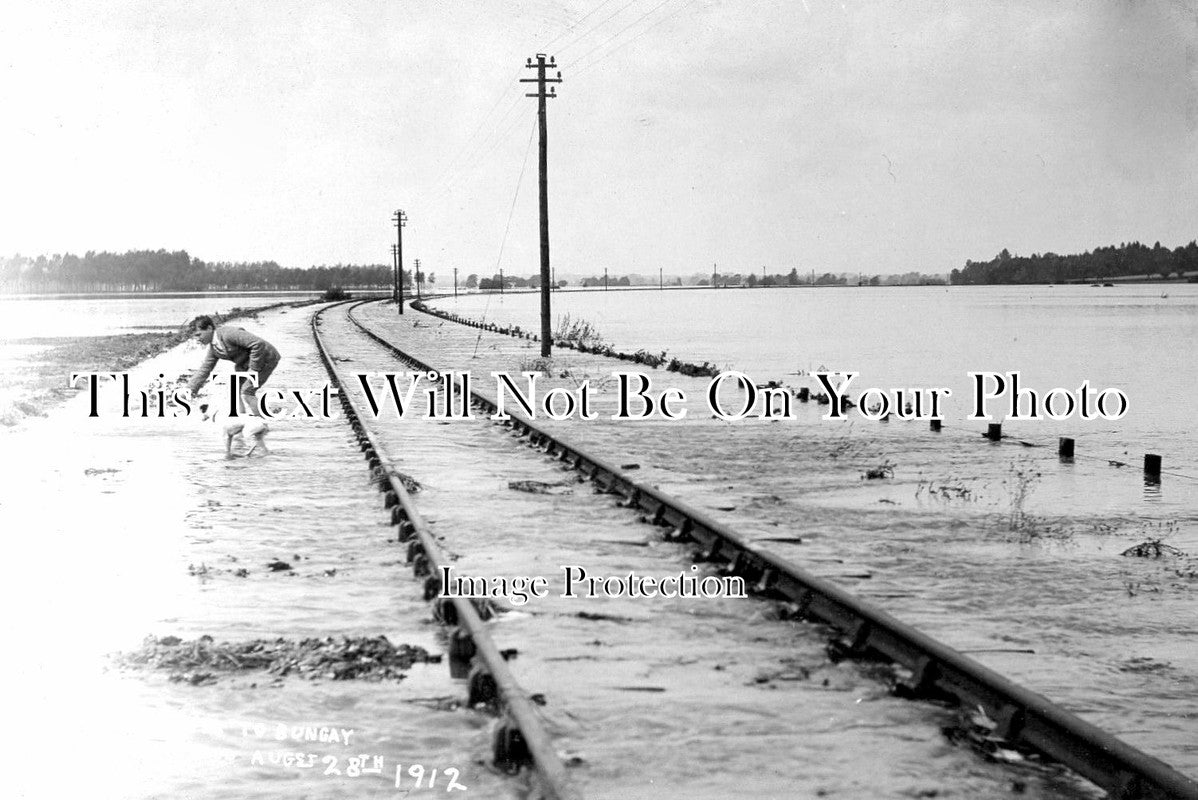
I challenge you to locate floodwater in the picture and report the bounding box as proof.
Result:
[0,292,319,338]
[0,291,319,423]
[442,284,1198,477]
[419,287,1198,775]
[0,289,1194,798]
[0,303,519,800]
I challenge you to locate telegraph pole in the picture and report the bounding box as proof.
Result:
[414,258,422,301]
[453,267,458,298]
[391,244,398,300]
[521,53,561,357]
[392,209,407,314]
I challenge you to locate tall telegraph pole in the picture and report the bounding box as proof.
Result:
[521,53,561,357]
[414,258,422,301]
[392,209,407,314]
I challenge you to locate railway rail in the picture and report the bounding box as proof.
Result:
[313,300,581,800]
[312,297,1198,800]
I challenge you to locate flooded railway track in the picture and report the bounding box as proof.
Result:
[312,298,1198,800]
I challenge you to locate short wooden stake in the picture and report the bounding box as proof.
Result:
[986,423,1002,441]
[1058,437,1074,459]
[1144,453,1162,478]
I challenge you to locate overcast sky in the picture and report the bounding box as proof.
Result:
[2,0,1195,277]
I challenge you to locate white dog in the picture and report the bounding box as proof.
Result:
[197,397,270,458]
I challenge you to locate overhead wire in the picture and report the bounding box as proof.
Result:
[473,116,539,356]
[540,0,620,52]
[553,0,646,57]
[416,73,525,208]
[422,0,691,209]
[415,0,708,284]
[563,0,679,71]
[571,0,701,79]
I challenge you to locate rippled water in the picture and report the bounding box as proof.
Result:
[0,292,318,338]
[420,288,1198,777]
[1,290,1194,797]
[441,284,1198,476]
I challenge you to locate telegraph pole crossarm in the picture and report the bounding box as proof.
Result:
[521,53,562,357]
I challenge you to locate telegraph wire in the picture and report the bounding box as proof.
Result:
[540,0,619,52]
[571,0,700,78]
[553,0,645,57]
[472,116,539,356]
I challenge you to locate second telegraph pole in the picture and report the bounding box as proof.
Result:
[392,209,407,314]
[522,53,561,357]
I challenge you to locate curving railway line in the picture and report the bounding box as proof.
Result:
[309,298,1198,800]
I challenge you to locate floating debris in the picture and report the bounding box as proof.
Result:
[943,705,1035,766]
[1118,657,1173,674]
[863,462,895,480]
[508,479,573,495]
[391,471,423,493]
[576,611,636,623]
[116,635,434,683]
[1121,540,1185,558]
[267,560,293,572]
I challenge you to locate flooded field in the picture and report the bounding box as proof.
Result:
[0,291,1193,798]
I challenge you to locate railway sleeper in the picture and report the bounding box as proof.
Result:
[492,719,533,774]
[341,301,1198,800]
[405,539,424,564]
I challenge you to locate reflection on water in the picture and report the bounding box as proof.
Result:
[442,284,1198,475]
[397,293,1198,779]
[0,292,317,339]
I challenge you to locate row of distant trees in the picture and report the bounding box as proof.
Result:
[0,250,423,293]
[951,241,1198,284]
[26,241,1191,294]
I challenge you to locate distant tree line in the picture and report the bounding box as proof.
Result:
[951,241,1198,285]
[0,250,397,293]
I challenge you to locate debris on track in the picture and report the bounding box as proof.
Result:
[1121,540,1185,558]
[508,479,573,495]
[115,635,436,684]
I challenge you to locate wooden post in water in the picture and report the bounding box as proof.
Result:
[1144,453,1162,479]
[986,423,1002,441]
[930,419,942,431]
[1058,437,1074,459]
